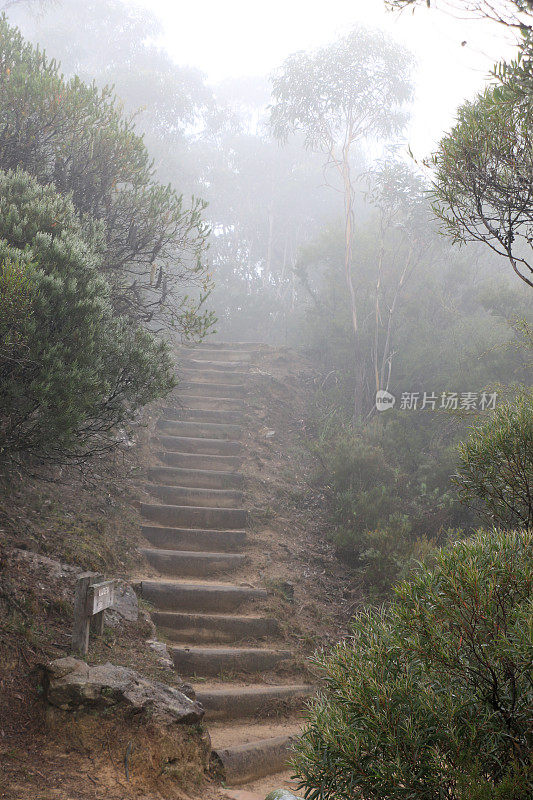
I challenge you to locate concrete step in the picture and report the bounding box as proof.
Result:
[182,349,252,363]
[141,503,247,530]
[157,419,243,440]
[143,484,244,509]
[177,395,243,412]
[196,684,313,721]
[141,580,267,612]
[148,466,243,490]
[210,727,298,785]
[141,525,247,553]
[191,342,264,350]
[157,435,241,457]
[182,369,249,386]
[158,450,242,472]
[153,611,279,643]
[182,359,249,372]
[181,381,245,398]
[161,407,242,424]
[141,548,245,577]
[171,646,292,677]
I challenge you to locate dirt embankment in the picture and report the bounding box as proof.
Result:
[0,345,356,800]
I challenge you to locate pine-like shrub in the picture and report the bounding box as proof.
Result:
[0,168,174,463]
[0,15,213,336]
[294,528,533,800]
[456,393,533,529]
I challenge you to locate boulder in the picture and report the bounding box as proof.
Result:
[105,580,138,626]
[42,657,204,725]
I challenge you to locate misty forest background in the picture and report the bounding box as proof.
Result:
[2,0,531,593]
[0,1,532,798]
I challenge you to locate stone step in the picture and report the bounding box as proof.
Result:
[158,450,242,472]
[171,646,292,677]
[143,483,244,509]
[182,369,249,386]
[196,684,313,721]
[153,611,279,643]
[148,466,243,490]
[157,435,242,456]
[210,728,298,785]
[161,407,242,424]
[191,341,264,350]
[157,419,243,440]
[141,503,247,530]
[141,548,245,577]
[177,395,244,412]
[182,349,252,363]
[141,525,247,553]
[181,381,245,398]
[182,359,249,372]
[141,580,267,612]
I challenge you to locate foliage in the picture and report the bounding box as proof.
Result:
[431,76,533,288]
[0,168,175,463]
[270,26,413,149]
[271,28,413,418]
[385,0,533,30]
[0,14,214,335]
[456,392,533,528]
[294,528,533,800]
[309,414,471,594]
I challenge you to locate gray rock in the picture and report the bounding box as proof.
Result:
[42,657,204,724]
[105,580,138,625]
[265,791,301,800]
[146,638,173,669]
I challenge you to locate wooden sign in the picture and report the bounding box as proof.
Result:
[87,580,115,615]
[72,573,115,655]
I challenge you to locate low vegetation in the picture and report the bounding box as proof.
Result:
[294,528,533,800]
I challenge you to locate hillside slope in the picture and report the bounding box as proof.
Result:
[0,344,356,800]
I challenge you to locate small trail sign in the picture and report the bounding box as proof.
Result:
[72,572,115,655]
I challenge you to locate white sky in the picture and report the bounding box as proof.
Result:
[128,0,518,158]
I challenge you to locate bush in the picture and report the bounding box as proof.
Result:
[0,168,174,463]
[0,15,213,335]
[294,528,533,800]
[456,393,533,529]
[310,416,471,593]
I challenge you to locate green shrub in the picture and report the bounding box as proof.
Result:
[0,168,174,463]
[456,393,533,529]
[294,528,533,800]
[0,15,213,336]
[310,416,471,593]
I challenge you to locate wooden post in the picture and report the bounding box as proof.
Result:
[72,572,99,655]
[72,574,115,655]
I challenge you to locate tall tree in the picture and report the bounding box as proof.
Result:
[270,27,413,418]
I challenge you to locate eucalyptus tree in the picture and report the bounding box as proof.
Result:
[385,0,533,30]
[270,27,413,419]
[431,65,533,289]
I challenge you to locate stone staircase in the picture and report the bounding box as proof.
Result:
[138,342,312,787]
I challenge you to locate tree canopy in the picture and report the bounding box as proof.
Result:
[0,15,213,335]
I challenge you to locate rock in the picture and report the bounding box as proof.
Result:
[146,638,173,669]
[105,580,138,627]
[265,791,301,800]
[42,657,204,724]
[265,429,276,438]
